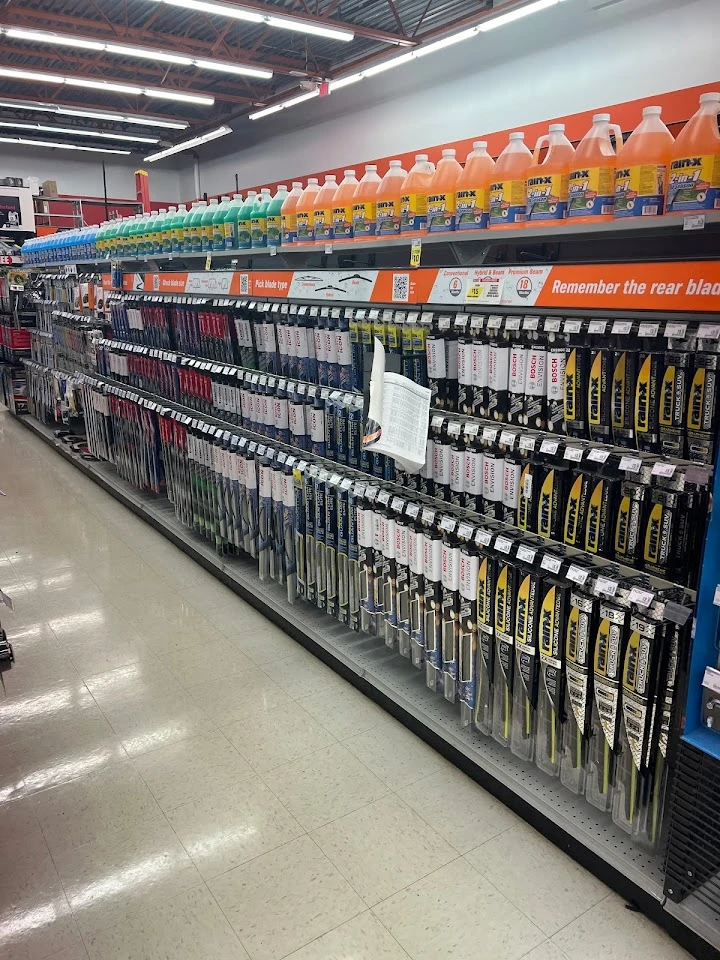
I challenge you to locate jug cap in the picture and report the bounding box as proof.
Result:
[643,106,662,116]
[442,149,456,157]
[593,113,611,122]
[699,92,720,104]
[344,169,356,176]
[549,123,565,132]
[472,141,487,149]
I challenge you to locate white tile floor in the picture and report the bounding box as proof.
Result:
[0,408,693,960]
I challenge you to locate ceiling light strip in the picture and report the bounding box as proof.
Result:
[1,27,273,79]
[0,97,189,129]
[0,135,131,154]
[0,65,215,105]
[144,123,231,161]
[146,0,353,41]
[0,120,159,142]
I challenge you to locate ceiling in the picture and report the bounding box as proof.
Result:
[0,0,495,153]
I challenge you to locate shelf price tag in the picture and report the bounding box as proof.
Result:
[440,516,456,533]
[629,585,654,608]
[698,323,720,341]
[638,322,660,338]
[588,320,607,334]
[475,529,492,547]
[516,544,537,564]
[482,426,499,442]
[406,502,420,519]
[683,213,705,231]
[519,435,536,453]
[651,462,676,479]
[494,535,513,554]
[540,554,562,574]
[204,254,212,271]
[391,497,405,513]
[594,575,618,598]
[540,438,560,455]
[410,239,422,268]
[499,430,516,448]
[457,522,475,541]
[611,320,632,335]
[619,456,642,473]
[566,564,589,585]
[563,446,584,463]
[587,447,610,464]
[563,319,582,334]
[664,321,687,340]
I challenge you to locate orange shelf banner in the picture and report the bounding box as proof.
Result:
[112,260,720,312]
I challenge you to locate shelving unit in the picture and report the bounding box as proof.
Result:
[17,216,720,959]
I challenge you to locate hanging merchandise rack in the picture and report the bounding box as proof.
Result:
[14,218,720,960]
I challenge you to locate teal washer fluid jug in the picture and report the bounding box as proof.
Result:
[162,206,176,253]
[251,188,272,248]
[212,196,231,251]
[266,185,288,248]
[190,201,207,253]
[222,194,243,250]
[201,198,219,252]
[236,191,257,250]
[171,204,188,254]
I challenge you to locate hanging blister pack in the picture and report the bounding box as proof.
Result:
[441,525,461,703]
[524,336,548,429]
[588,343,612,442]
[658,350,689,458]
[584,475,620,558]
[635,351,662,452]
[474,542,496,736]
[380,499,398,650]
[395,507,412,658]
[564,344,589,439]
[586,600,629,813]
[423,522,443,693]
[614,480,646,567]
[546,335,566,433]
[492,555,517,749]
[613,613,663,838]
[488,334,510,422]
[508,336,526,425]
[470,315,489,417]
[510,565,541,762]
[459,540,479,728]
[303,466,317,604]
[536,578,570,778]
[563,469,591,549]
[314,471,328,612]
[560,589,597,795]
[408,507,425,668]
[325,475,339,619]
[686,349,719,464]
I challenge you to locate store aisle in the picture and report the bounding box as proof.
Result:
[0,408,691,960]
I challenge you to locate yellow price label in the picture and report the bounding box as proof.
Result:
[410,238,422,268]
[466,283,484,300]
[204,254,212,271]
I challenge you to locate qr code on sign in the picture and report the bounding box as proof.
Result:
[392,273,410,302]
[239,273,250,295]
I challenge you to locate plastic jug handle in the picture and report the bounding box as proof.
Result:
[533,135,550,164]
[610,124,624,152]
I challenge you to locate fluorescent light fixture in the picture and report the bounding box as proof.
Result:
[413,26,479,56]
[154,0,264,22]
[64,78,144,94]
[362,52,415,77]
[0,135,131,154]
[144,123,231,161]
[328,72,363,92]
[1,27,271,78]
[0,96,190,128]
[0,66,65,83]
[147,88,214,104]
[104,43,193,65]
[147,0,353,40]
[264,16,353,41]
[60,107,188,129]
[0,65,215,104]
[4,27,104,50]
[193,59,272,79]
[248,103,283,120]
[478,0,561,31]
[0,119,159,142]
[249,88,319,119]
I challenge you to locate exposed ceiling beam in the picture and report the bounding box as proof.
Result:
[0,7,320,77]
